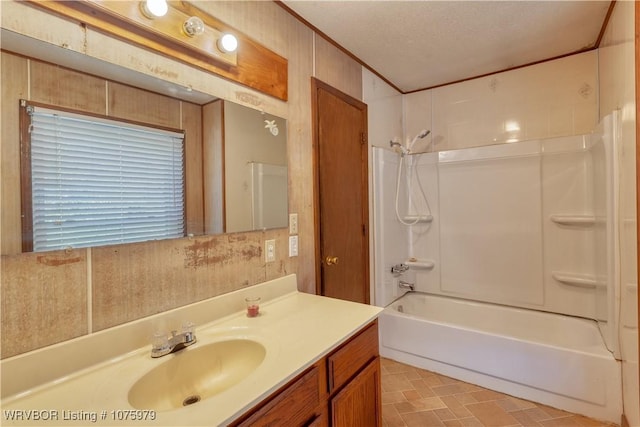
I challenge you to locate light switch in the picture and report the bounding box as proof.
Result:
[289,235,298,257]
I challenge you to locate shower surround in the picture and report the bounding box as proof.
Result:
[372,112,622,422]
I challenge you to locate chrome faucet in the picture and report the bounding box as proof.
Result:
[151,322,197,358]
[398,281,414,291]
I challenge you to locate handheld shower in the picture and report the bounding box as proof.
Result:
[406,129,431,154]
[391,128,433,226]
[389,130,431,157]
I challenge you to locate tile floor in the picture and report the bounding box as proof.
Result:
[381,358,619,427]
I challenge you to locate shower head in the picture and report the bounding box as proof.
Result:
[407,129,431,153]
[416,129,431,139]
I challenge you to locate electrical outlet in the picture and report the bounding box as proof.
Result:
[265,239,276,262]
[289,213,298,235]
[289,235,298,257]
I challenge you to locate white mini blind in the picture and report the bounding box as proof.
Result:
[28,106,185,251]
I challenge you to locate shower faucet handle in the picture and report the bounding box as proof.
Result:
[391,263,410,274]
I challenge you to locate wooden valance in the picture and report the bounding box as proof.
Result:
[26,0,288,101]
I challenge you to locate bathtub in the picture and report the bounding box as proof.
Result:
[379,292,622,423]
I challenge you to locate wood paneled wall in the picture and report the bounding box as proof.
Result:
[1,0,363,359]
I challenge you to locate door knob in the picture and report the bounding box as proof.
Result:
[325,256,339,265]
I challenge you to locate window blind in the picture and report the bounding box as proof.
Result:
[28,106,185,251]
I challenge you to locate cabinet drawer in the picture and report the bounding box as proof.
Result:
[234,365,320,427]
[327,320,378,393]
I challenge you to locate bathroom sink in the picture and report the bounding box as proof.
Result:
[128,339,266,412]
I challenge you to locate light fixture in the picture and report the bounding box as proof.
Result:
[183,16,205,37]
[140,0,168,18]
[217,33,238,53]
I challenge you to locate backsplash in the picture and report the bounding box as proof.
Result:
[1,229,292,359]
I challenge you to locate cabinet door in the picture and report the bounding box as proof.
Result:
[330,357,381,427]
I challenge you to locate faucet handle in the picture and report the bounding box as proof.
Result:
[391,263,410,274]
[182,321,196,343]
[152,331,169,352]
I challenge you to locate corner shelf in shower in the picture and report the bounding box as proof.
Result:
[402,215,433,223]
[404,259,435,270]
[551,272,603,289]
[549,214,597,226]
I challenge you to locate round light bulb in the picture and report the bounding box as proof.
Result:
[218,33,238,53]
[141,0,168,18]
[183,16,205,37]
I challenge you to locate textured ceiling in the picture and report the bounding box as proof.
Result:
[281,1,612,93]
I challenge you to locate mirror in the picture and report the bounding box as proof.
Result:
[1,30,288,255]
[203,101,288,235]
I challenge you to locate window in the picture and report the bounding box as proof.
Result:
[21,102,186,252]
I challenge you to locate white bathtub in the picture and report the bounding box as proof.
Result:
[379,292,622,423]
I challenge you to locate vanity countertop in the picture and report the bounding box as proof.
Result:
[1,275,382,426]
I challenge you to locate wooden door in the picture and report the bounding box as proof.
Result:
[312,78,369,303]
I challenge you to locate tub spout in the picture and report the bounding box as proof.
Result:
[399,281,414,291]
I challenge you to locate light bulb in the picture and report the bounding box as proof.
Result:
[217,33,238,53]
[183,16,205,37]
[140,0,168,18]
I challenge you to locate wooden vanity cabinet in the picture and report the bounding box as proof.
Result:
[327,320,381,427]
[231,320,380,427]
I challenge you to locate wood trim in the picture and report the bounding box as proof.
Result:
[23,100,185,135]
[311,78,322,295]
[221,101,227,233]
[19,101,34,253]
[279,0,616,95]
[181,120,188,238]
[636,0,640,416]
[276,1,402,94]
[595,1,617,48]
[18,99,190,252]
[25,0,288,101]
[361,112,371,304]
[406,48,600,94]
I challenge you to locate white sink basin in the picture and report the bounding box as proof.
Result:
[128,339,266,412]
